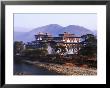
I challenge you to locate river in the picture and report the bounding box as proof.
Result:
[14,61,60,75]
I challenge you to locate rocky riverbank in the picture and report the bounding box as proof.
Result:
[24,60,97,75]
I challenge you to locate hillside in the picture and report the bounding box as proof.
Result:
[14,24,94,42]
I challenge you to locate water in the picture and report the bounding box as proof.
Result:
[14,61,60,75]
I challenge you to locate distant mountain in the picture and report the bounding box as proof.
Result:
[14,32,27,41]
[63,25,93,36]
[14,24,94,43]
[29,24,63,37]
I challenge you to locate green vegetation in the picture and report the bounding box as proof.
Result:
[22,48,48,58]
[14,41,24,55]
[79,34,97,57]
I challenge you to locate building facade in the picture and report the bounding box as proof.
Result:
[26,32,82,54]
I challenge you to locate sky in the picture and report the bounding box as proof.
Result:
[14,13,97,32]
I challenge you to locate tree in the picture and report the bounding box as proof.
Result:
[42,43,48,49]
[22,48,48,58]
[79,34,97,57]
[14,41,24,55]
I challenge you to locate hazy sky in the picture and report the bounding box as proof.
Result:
[14,13,97,32]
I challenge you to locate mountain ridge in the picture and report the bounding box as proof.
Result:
[14,24,95,43]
